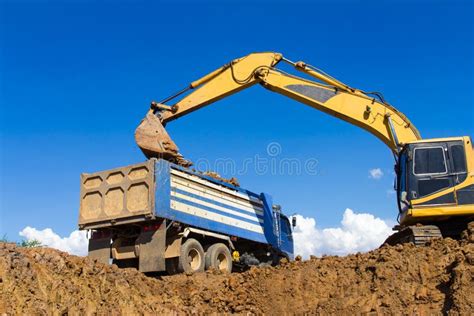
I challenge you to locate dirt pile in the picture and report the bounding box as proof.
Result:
[1,224,473,315]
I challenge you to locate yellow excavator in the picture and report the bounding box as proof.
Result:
[135,52,474,245]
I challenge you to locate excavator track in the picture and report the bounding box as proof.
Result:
[384,225,442,246]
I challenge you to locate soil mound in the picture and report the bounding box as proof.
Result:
[1,223,473,314]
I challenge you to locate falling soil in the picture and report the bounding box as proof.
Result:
[1,223,473,315]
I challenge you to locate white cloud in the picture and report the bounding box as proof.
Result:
[292,208,393,259]
[19,227,88,256]
[369,168,384,179]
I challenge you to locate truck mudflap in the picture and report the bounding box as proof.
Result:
[135,223,166,272]
[88,230,111,265]
[107,221,167,273]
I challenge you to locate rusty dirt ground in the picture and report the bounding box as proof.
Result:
[1,223,473,315]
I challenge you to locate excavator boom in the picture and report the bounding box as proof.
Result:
[135,52,421,164]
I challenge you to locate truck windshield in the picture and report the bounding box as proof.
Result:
[280,216,292,236]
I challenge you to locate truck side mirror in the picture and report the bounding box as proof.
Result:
[292,216,297,228]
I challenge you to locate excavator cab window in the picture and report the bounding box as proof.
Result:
[449,142,468,184]
[410,144,452,199]
[405,141,467,203]
[450,144,467,174]
[413,147,447,175]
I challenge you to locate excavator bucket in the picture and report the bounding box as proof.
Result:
[135,111,192,167]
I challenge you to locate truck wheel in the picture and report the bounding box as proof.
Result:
[178,238,205,273]
[205,243,232,273]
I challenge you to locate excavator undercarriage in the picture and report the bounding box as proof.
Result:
[384,217,473,246]
[384,225,443,246]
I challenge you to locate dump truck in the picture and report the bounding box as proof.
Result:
[78,159,294,274]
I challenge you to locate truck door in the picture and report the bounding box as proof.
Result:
[408,143,456,204]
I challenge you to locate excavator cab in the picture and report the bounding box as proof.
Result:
[396,137,473,225]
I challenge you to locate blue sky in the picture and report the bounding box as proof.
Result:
[1,1,473,240]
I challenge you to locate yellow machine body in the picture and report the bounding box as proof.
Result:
[400,136,473,226]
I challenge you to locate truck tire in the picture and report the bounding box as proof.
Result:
[205,243,232,273]
[178,238,205,273]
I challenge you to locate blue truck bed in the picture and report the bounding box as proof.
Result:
[155,159,271,244]
[79,158,292,256]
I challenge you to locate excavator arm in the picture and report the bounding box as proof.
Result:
[135,52,421,164]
